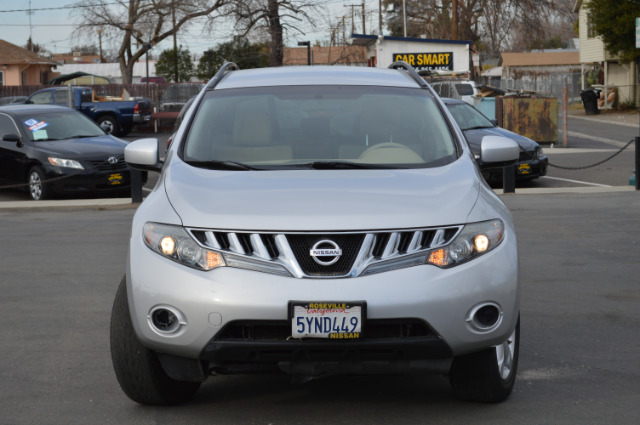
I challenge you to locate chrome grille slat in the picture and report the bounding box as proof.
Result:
[407,231,422,253]
[250,234,271,260]
[227,233,245,254]
[187,226,463,278]
[381,232,400,259]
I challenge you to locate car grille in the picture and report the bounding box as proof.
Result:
[86,156,127,171]
[213,319,435,342]
[188,226,462,278]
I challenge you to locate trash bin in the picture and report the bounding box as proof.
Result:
[580,89,600,115]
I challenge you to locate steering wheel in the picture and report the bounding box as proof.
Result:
[359,142,423,162]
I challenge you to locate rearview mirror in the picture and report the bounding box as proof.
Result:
[125,138,161,171]
[2,133,23,147]
[480,136,519,165]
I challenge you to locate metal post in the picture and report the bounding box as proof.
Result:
[562,80,568,148]
[503,165,515,194]
[131,170,143,203]
[297,41,310,65]
[635,137,640,190]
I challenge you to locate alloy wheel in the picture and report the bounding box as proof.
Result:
[495,327,517,380]
[29,171,42,200]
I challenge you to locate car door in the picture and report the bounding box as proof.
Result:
[0,113,25,182]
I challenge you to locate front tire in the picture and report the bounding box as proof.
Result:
[110,277,201,405]
[449,316,520,403]
[28,166,51,201]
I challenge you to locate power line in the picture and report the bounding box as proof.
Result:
[0,2,122,13]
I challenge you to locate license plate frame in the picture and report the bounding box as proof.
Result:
[289,301,365,339]
[107,172,124,186]
[517,163,531,175]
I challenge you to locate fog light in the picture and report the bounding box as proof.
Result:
[148,306,186,335]
[467,302,503,332]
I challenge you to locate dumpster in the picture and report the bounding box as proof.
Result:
[496,96,558,143]
[580,89,600,115]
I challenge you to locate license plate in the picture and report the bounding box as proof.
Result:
[518,163,531,175]
[108,173,124,185]
[291,302,364,339]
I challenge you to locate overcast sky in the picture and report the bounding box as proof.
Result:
[0,0,382,57]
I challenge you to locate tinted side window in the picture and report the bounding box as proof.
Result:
[29,91,53,105]
[455,83,474,96]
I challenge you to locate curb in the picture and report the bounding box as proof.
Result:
[1,187,637,212]
[0,198,139,212]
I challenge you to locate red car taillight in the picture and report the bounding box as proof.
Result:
[133,103,140,114]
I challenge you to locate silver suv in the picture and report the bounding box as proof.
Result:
[111,62,521,405]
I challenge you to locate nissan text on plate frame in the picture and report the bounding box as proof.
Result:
[110,62,522,405]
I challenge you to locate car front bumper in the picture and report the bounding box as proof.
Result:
[126,227,520,371]
[482,156,548,182]
[44,167,147,195]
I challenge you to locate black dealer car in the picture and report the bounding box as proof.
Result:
[0,105,143,200]
[443,98,548,182]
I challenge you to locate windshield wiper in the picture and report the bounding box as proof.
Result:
[185,159,259,171]
[463,125,493,131]
[296,161,397,169]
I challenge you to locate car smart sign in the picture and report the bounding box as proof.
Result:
[392,52,453,71]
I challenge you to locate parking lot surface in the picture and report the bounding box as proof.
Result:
[1,190,638,424]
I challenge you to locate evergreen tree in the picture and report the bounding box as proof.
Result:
[155,46,194,83]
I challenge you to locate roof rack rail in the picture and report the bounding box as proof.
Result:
[388,61,428,88]
[206,62,239,90]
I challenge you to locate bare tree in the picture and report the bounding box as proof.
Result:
[72,0,230,84]
[382,0,575,59]
[231,0,317,66]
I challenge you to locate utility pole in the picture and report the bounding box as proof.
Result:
[452,0,458,40]
[336,16,349,44]
[402,0,407,37]
[98,28,104,63]
[378,0,382,35]
[172,2,178,82]
[362,2,366,35]
[345,5,358,35]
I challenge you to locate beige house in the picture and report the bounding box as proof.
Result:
[574,0,638,106]
[0,40,58,86]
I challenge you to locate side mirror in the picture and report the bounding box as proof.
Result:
[2,133,23,148]
[480,135,519,165]
[125,138,161,171]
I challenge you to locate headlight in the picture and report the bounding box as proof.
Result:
[48,157,84,170]
[143,222,225,271]
[427,220,504,268]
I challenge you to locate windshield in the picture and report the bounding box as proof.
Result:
[182,85,458,169]
[446,102,494,131]
[18,110,104,141]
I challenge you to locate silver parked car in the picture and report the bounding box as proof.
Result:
[111,62,521,405]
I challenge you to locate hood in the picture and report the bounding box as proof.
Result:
[35,135,127,159]
[463,126,539,154]
[163,157,481,231]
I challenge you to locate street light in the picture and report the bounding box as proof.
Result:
[297,41,311,66]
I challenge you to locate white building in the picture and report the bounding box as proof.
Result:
[349,34,473,74]
[53,61,158,84]
[574,0,638,106]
